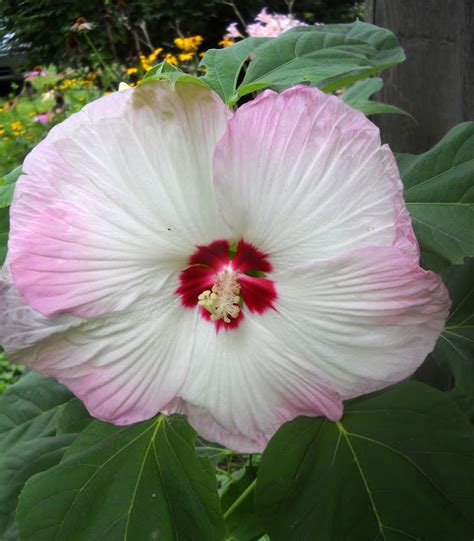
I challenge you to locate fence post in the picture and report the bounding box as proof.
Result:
[365,0,474,153]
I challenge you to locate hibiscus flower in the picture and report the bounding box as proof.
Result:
[0,82,449,452]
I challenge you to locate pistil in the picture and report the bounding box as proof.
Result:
[198,268,241,323]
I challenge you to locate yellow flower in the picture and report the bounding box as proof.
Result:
[164,53,178,65]
[59,79,74,90]
[153,47,163,55]
[174,35,203,53]
[2,136,9,141]
[25,135,33,140]
[81,80,93,87]
[126,67,138,75]
[0,129,4,135]
[147,53,157,63]
[178,52,194,62]
[219,37,234,47]
[174,37,186,50]
[11,121,23,131]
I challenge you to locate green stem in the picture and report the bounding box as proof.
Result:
[83,33,119,81]
[223,479,257,520]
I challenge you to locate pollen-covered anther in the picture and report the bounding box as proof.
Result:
[197,269,241,323]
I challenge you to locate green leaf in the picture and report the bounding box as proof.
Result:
[195,436,232,466]
[341,76,383,101]
[237,21,405,98]
[0,166,21,208]
[341,77,413,119]
[256,381,474,540]
[200,38,270,105]
[0,207,9,266]
[17,415,226,541]
[398,122,474,268]
[0,434,75,540]
[433,259,474,406]
[348,99,412,118]
[0,373,77,539]
[141,61,209,89]
[221,467,262,541]
[57,397,93,435]
[0,372,73,455]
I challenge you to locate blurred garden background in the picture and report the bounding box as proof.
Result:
[0,0,363,178]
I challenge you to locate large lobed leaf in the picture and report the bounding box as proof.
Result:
[256,381,474,540]
[237,21,405,99]
[433,258,474,418]
[398,122,474,271]
[0,372,82,539]
[0,372,73,455]
[200,38,270,105]
[16,415,225,541]
[341,77,412,118]
[200,21,404,106]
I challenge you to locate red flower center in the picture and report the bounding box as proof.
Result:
[176,239,277,331]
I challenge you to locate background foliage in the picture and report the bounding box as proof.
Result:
[0,0,363,67]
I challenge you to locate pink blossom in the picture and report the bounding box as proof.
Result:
[24,70,48,80]
[70,18,94,32]
[225,22,242,39]
[246,8,308,38]
[0,82,449,452]
[32,112,50,124]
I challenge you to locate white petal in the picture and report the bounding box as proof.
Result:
[8,82,231,318]
[213,85,418,271]
[3,271,197,425]
[266,246,450,400]
[0,266,80,352]
[165,314,343,453]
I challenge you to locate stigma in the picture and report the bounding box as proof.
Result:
[198,268,241,323]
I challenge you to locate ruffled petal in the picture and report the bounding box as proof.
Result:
[0,266,81,353]
[1,271,196,425]
[165,245,448,452]
[264,245,450,400]
[213,85,419,271]
[165,314,343,453]
[8,81,231,318]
